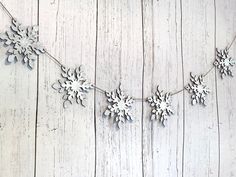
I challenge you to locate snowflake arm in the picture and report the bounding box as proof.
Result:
[52,66,93,108]
[0,19,45,69]
[104,84,134,128]
[147,86,174,126]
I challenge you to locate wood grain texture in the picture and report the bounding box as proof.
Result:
[35,0,96,177]
[95,0,143,177]
[215,0,236,176]
[0,1,38,177]
[0,0,235,177]
[181,0,219,176]
[142,0,183,176]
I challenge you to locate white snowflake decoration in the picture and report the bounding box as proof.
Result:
[185,73,210,106]
[214,48,235,78]
[0,19,45,69]
[52,66,93,108]
[147,86,174,126]
[104,84,134,128]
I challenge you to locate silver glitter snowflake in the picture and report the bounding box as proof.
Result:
[147,86,174,126]
[52,66,93,108]
[185,73,210,106]
[0,19,45,69]
[104,84,134,128]
[214,48,235,78]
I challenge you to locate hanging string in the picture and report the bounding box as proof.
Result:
[0,1,235,102]
[203,65,215,77]
[227,34,236,50]
[91,84,106,94]
[44,50,65,68]
[171,88,184,96]
[0,1,14,20]
[171,34,236,97]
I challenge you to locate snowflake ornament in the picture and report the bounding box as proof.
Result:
[0,19,45,69]
[185,73,210,106]
[214,48,235,78]
[52,66,93,108]
[147,86,174,126]
[104,84,134,128]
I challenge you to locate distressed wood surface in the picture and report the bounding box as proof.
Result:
[36,0,96,177]
[0,0,235,177]
[181,0,219,177]
[216,0,236,176]
[95,0,143,176]
[142,0,183,176]
[0,0,38,177]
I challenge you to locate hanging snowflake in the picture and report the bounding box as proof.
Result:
[0,19,45,69]
[185,73,210,106]
[214,48,235,78]
[147,86,173,126]
[104,84,134,128]
[52,66,93,108]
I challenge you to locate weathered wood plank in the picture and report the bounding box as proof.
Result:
[215,0,236,176]
[95,0,143,176]
[0,0,38,177]
[35,0,96,177]
[142,0,184,176]
[181,0,219,176]
[1,1,236,177]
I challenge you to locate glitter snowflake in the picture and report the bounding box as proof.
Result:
[147,86,174,126]
[104,84,134,128]
[0,19,45,69]
[52,66,93,108]
[185,73,210,106]
[214,48,235,78]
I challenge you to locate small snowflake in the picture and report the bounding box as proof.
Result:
[214,48,235,78]
[147,86,173,126]
[104,84,134,128]
[185,73,210,106]
[0,19,45,69]
[52,66,93,108]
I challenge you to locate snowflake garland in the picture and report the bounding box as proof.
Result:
[52,66,93,108]
[147,86,174,126]
[185,73,210,106]
[0,19,45,69]
[214,48,235,78]
[0,18,234,130]
[104,84,134,128]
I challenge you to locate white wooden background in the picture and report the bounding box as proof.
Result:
[0,0,235,177]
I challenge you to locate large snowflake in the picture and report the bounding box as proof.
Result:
[0,19,45,69]
[147,86,173,126]
[214,48,235,78]
[52,66,93,108]
[104,84,134,128]
[185,73,210,106]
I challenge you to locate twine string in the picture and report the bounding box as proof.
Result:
[0,1,235,102]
